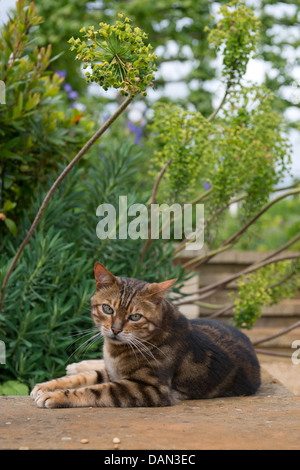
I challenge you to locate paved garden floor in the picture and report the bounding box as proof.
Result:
[0,367,299,450]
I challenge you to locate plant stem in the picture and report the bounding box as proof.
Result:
[220,187,300,249]
[252,320,300,347]
[0,95,133,313]
[173,288,219,306]
[176,181,300,258]
[177,256,300,321]
[190,187,300,268]
[208,302,234,318]
[195,253,300,297]
[181,244,233,269]
[194,300,231,310]
[207,85,230,122]
[254,348,292,358]
[138,158,172,264]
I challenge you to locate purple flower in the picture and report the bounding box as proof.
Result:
[127,121,143,144]
[63,83,73,93]
[56,69,67,78]
[68,90,79,101]
[203,181,211,190]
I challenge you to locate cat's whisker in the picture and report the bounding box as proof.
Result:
[68,327,98,342]
[81,332,103,354]
[127,337,153,368]
[66,328,99,351]
[126,341,139,367]
[135,337,167,358]
[130,335,158,362]
[128,335,159,368]
[66,332,103,362]
[69,327,98,337]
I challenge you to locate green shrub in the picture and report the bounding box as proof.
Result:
[0,0,94,237]
[0,142,185,390]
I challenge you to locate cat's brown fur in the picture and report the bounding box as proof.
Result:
[31,262,261,408]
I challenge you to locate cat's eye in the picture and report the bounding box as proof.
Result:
[128,313,142,322]
[102,304,114,315]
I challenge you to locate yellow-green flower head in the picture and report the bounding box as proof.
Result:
[68,15,157,96]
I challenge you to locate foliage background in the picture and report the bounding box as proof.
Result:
[0,0,299,392]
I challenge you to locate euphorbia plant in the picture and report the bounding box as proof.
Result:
[69,14,156,96]
[0,2,157,312]
[141,0,300,337]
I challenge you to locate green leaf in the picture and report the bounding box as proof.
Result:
[0,380,29,396]
[24,92,40,111]
[4,217,17,236]
[2,200,17,212]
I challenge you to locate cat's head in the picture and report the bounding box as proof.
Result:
[90,262,176,345]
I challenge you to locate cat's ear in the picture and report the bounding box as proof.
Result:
[94,262,117,290]
[146,278,177,299]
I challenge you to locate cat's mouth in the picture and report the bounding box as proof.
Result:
[105,331,126,344]
[110,335,121,342]
[100,326,128,344]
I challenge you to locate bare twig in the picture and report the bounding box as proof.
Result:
[207,85,230,122]
[150,159,173,206]
[176,256,300,323]
[174,288,219,306]
[138,158,172,264]
[194,300,230,310]
[208,302,235,318]
[176,181,300,257]
[252,320,300,346]
[195,253,300,297]
[181,244,233,269]
[0,95,133,313]
[254,348,292,358]
[186,187,300,268]
[256,233,300,264]
[220,187,300,250]
[179,235,300,305]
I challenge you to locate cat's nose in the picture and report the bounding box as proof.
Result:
[111,326,122,336]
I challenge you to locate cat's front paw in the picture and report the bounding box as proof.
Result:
[35,390,69,409]
[30,381,57,400]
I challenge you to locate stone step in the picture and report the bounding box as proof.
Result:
[1,368,298,450]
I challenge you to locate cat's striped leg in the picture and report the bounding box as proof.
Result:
[35,379,174,408]
[31,369,109,400]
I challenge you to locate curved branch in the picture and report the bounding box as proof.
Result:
[176,181,300,257]
[207,85,230,122]
[252,320,300,347]
[0,95,134,313]
[189,187,300,268]
[181,244,233,269]
[138,158,172,264]
[254,349,292,358]
[196,253,300,297]
[208,302,235,318]
[221,187,300,249]
[174,288,219,306]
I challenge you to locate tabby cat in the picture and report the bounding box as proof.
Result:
[31,262,261,408]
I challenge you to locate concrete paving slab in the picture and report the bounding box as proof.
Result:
[0,368,299,450]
